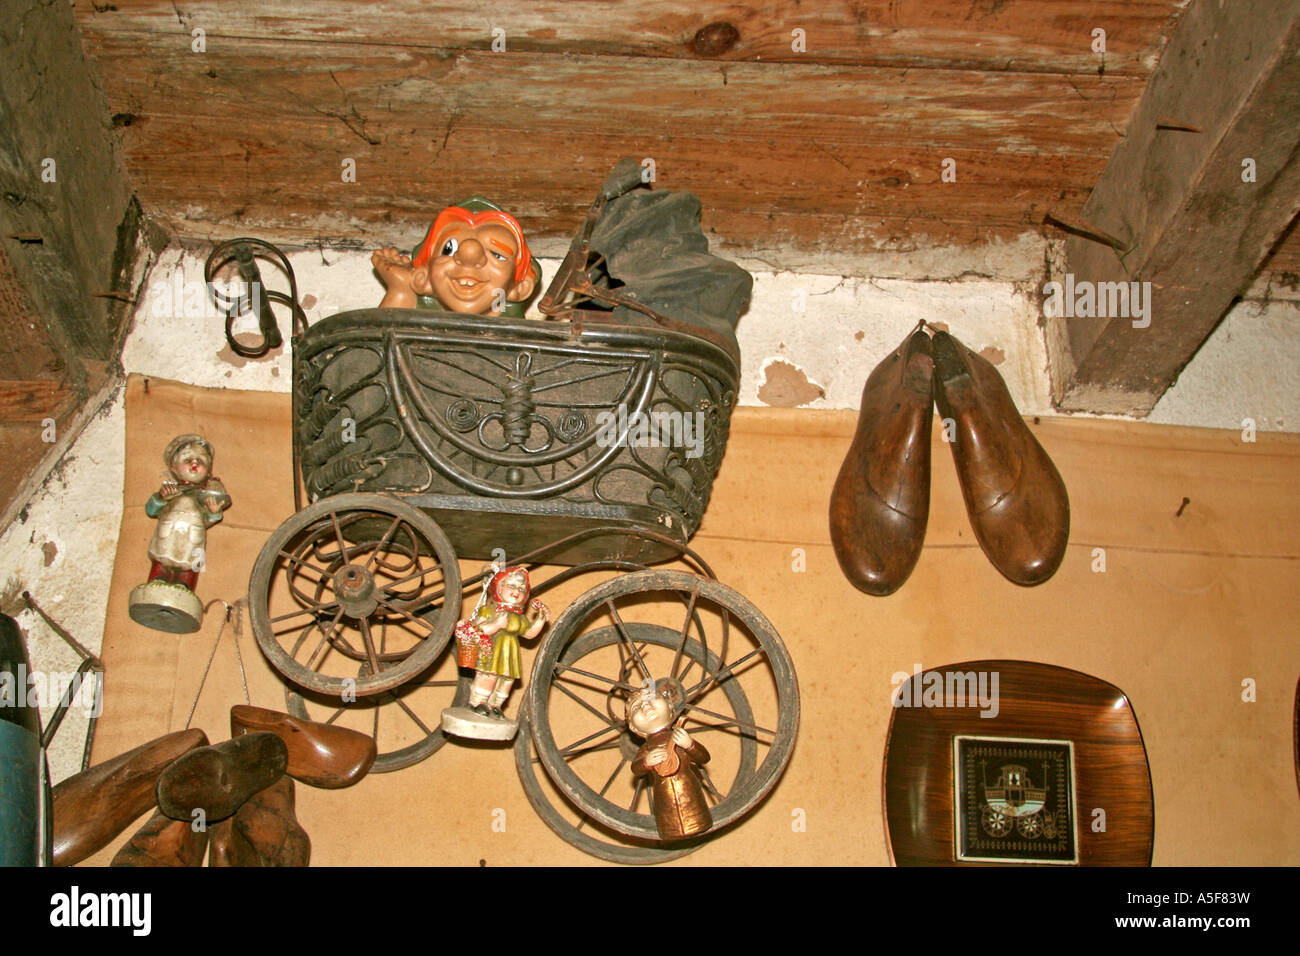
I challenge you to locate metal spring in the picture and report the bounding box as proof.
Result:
[302,428,370,470]
[294,377,321,411]
[649,486,691,531]
[306,451,375,497]
[709,413,730,471]
[303,412,401,473]
[665,459,703,525]
[698,409,721,472]
[500,354,536,448]
[294,357,324,400]
[300,396,344,443]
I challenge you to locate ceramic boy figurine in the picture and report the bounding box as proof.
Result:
[441,565,548,741]
[372,196,538,316]
[629,680,712,841]
[128,435,231,634]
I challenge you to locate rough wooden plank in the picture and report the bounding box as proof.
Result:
[75,0,1185,75]
[77,36,1142,264]
[1055,0,1300,415]
[110,119,1105,234]
[0,381,77,423]
[1259,215,1300,284]
[81,36,1142,148]
[0,425,62,528]
[0,245,61,382]
[0,0,140,366]
[0,372,119,548]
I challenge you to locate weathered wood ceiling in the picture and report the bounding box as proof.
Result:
[1053,0,1300,414]
[73,0,1209,272]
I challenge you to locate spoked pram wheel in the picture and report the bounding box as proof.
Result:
[249,493,462,698]
[514,620,763,864]
[523,570,799,852]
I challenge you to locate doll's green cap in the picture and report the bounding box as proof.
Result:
[454,195,505,215]
[412,195,542,316]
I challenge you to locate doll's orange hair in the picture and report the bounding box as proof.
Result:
[411,206,533,285]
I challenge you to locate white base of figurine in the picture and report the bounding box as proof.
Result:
[128,580,204,634]
[441,706,519,741]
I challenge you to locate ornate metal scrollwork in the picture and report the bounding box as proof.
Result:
[294,310,739,545]
[445,399,480,432]
[477,353,556,454]
[500,353,537,447]
[555,409,588,443]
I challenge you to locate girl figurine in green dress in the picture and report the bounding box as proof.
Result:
[443,565,549,740]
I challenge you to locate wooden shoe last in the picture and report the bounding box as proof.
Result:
[51,728,208,866]
[829,329,935,595]
[931,331,1069,585]
[155,731,288,824]
[230,705,376,789]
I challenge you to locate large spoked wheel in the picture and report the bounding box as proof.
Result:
[524,570,799,845]
[249,493,461,698]
[514,622,759,864]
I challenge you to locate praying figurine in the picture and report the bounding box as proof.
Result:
[372,196,539,317]
[441,564,548,741]
[128,435,231,634]
[629,679,713,841]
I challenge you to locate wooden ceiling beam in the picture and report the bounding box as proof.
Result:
[77,0,1184,76]
[1051,0,1300,415]
[69,33,1142,272]
[0,0,159,376]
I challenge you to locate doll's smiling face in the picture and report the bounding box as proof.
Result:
[172,448,210,484]
[628,695,673,737]
[421,220,522,315]
[496,575,527,608]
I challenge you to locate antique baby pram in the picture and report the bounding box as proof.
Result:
[240,160,799,863]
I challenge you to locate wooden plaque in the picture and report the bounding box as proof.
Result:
[883,660,1153,866]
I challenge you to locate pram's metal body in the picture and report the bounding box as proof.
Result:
[293,309,737,566]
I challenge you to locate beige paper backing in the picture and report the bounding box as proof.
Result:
[83,374,1300,866]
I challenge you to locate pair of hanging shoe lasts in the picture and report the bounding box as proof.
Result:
[829,324,1069,596]
[50,706,377,867]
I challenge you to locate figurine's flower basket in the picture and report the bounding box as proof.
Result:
[454,619,490,669]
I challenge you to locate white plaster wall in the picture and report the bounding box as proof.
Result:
[1147,297,1300,432]
[127,246,1300,432]
[124,249,1055,415]
[0,390,124,782]
[737,273,1053,415]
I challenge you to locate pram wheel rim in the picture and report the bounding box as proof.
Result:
[525,569,800,841]
[248,493,461,697]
